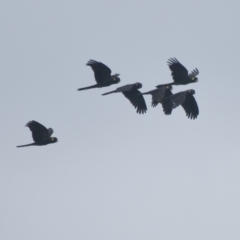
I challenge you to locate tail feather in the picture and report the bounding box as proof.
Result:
[78,84,98,91]
[142,91,151,95]
[16,143,36,148]
[102,90,117,96]
[151,101,159,107]
[156,82,174,88]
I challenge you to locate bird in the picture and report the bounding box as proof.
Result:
[142,85,173,115]
[142,85,173,107]
[156,58,199,87]
[162,89,199,119]
[17,121,58,147]
[78,59,120,91]
[102,83,147,114]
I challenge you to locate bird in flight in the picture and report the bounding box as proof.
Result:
[162,89,199,119]
[142,84,173,115]
[17,121,58,147]
[78,59,120,91]
[156,58,199,87]
[142,85,173,107]
[102,83,147,114]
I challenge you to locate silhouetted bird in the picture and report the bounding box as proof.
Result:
[78,60,120,91]
[142,85,173,115]
[102,83,147,114]
[162,89,199,119]
[156,58,199,87]
[142,85,173,107]
[17,121,58,147]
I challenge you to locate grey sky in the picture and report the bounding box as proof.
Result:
[1,1,240,239]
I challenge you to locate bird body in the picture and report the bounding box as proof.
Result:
[142,85,172,107]
[156,58,199,87]
[102,84,137,95]
[162,89,199,119]
[102,83,147,114]
[17,121,58,147]
[78,60,120,91]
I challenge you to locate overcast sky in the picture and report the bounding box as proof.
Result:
[1,1,240,240]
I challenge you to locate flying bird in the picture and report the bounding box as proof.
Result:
[156,58,199,87]
[17,121,58,147]
[102,83,147,114]
[78,59,120,91]
[142,85,173,115]
[162,89,199,119]
[142,85,173,107]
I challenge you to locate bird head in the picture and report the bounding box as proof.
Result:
[189,68,199,83]
[134,82,142,89]
[188,89,195,95]
[50,137,58,143]
[191,76,198,83]
[111,74,120,84]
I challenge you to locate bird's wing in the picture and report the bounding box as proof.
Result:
[188,68,199,78]
[169,91,187,109]
[161,89,173,115]
[167,58,189,84]
[87,60,111,84]
[26,121,49,143]
[123,89,147,114]
[181,94,199,119]
[150,88,168,107]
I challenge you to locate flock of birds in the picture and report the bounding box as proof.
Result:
[17,58,199,148]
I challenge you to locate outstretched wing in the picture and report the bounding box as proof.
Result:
[150,87,169,107]
[87,60,111,84]
[161,88,173,115]
[26,121,49,143]
[167,58,188,84]
[123,89,147,114]
[168,91,187,109]
[181,94,199,119]
[188,68,199,78]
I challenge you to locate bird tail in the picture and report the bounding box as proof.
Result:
[16,143,36,148]
[151,101,159,107]
[142,91,151,95]
[102,90,117,96]
[156,83,174,88]
[77,84,98,91]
